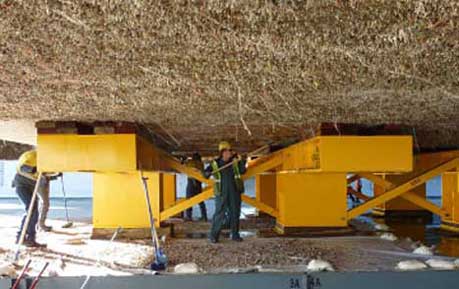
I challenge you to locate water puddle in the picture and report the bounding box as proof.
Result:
[358,208,459,258]
[383,216,459,257]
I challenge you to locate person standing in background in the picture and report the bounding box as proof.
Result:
[37,172,61,232]
[185,153,208,222]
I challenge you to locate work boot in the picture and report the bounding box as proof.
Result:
[39,224,53,232]
[231,235,243,242]
[23,239,47,248]
[209,237,218,244]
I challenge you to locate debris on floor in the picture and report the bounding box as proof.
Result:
[306,259,334,272]
[374,223,390,232]
[174,263,202,274]
[380,233,398,241]
[65,238,86,245]
[425,259,456,270]
[1,215,455,276]
[0,261,16,277]
[396,260,427,271]
[412,245,434,256]
[0,218,154,277]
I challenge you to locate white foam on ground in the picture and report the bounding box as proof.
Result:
[380,233,398,241]
[396,260,427,271]
[306,259,334,272]
[425,259,456,270]
[0,262,15,277]
[373,223,390,231]
[412,245,433,256]
[174,263,201,274]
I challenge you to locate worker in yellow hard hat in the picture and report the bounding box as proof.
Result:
[12,150,60,247]
[203,141,246,243]
[12,150,46,247]
[218,141,232,153]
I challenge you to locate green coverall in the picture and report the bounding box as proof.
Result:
[204,156,246,241]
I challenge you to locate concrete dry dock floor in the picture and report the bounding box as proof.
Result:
[3,272,459,289]
[0,215,457,277]
[159,219,435,272]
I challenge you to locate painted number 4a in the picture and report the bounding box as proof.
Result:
[289,278,302,289]
[306,276,322,289]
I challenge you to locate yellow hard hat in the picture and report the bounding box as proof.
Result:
[218,141,231,152]
[19,150,37,167]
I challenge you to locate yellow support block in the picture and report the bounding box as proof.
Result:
[162,155,212,185]
[242,195,278,218]
[37,134,138,172]
[373,174,428,214]
[361,172,445,217]
[161,173,177,210]
[37,134,176,173]
[160,187,214,221]
[93,171,161,229]
[349,158,459,219]
[137,136,163,171]
[373,151,459,214]
[441,171,459,231]
[281,136,413,173]
[276,172,347,228]
[255,173,277,213]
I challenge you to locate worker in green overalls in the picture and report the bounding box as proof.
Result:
[203,141,246,243]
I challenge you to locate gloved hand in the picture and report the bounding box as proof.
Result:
[44,172,63,180]
[234,153,248,161]
[38,175,48,187]
[232,153,242,161]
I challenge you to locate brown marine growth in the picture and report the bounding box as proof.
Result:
[0,1,458,153]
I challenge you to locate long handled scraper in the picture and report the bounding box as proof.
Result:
[140,171,168,271]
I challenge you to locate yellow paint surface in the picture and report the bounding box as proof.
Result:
[161,173,177,210]
[442,172,459,225]
[37,134,137,172]
[93,171,160,228]
[373,151,459,214]
[256,173,277,211]
[281,136,412,173]
[136,136,163,171]
[374,174,427,212]
[276,172,347,227]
